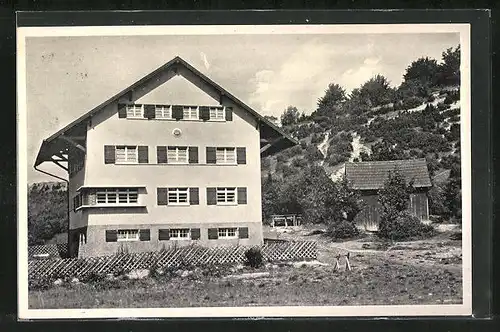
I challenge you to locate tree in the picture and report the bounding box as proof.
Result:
[316,83,347,117]
[403,56,440,86]
[261,173,281,223]
[264,115,279,126]
[378,170,415,218]
[438,45,461,86]
[280,106,300,126]
[377,170,435,240]
[358,74,395,107]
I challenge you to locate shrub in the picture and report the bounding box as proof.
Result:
[401,96,424,110]
[378,211,435,241]
[327,219,359,239]
[29,277,54,291]
[244,247,264,268]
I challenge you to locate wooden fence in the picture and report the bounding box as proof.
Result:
[28,241,317,280]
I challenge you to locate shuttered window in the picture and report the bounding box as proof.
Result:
[126,105,144,118]
[216,147,236,164]
[209,107,225,120]
[96,188,138,205]
[117,229,139,242]
[169,228,190,240]
[167,146,188,164]
[216,187,237,205]
[167,188,189,205]
[218,227,238,239]
[116,146,138,164]
[183,106,199,120]
[155,105,172,119]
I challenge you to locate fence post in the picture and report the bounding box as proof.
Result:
[345,252,352,271]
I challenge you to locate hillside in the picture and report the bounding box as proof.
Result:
[261,45,462,223]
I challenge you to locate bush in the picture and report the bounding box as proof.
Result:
[378,211,435,241]
[244,247,263,268]
[327,219,359,239]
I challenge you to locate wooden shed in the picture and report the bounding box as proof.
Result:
[345,159,432,231]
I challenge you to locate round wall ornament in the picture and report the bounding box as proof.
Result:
[172,128,182,137]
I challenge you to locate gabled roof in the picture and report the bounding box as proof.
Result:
[345,158,432,190]
[35,56,298,166]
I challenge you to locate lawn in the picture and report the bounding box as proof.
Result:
[29,225,463,309]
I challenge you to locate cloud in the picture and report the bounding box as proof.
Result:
[339,56,383,92]
[248,39,340,117]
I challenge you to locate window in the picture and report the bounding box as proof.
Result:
[96,188,139,205]
[117,229,139,242]
[216,147,236,164]
[216,187,237,205]
[209,107,225,120]
[126,105,144,118]
[155,105,172,119]
[115,146,138,164]
[218,227,238,239]
[183,106,199,120]
[168,188,189,205]
[167,146,188,164]
[169,228,191,240]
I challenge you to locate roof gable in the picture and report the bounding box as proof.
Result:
[35,56,297,166]
[345,159,432,190]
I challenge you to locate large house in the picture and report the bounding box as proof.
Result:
[345,159,432,231]
[34,56,297,258]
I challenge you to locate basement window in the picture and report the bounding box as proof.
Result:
[169,228,191,240]
[218,227,238,239]
[117,229,139,242]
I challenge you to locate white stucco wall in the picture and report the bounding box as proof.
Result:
[80,98,263,228]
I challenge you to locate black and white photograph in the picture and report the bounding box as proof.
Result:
[17,23,471,318]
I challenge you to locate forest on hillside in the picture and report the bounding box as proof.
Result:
[262,45,462,226]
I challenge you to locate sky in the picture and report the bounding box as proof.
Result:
[24,31,460,183]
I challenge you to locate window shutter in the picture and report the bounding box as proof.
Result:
[144,105,156,119]
[238,227,249,239]
[206,188,216,205]
[207,228,218,240]
[237,187,247,204]
[225,107,233,121]
[189,188,199,205]
[157,146,168,164]
[157,188,168,206]
[105,230,117,242]
[138,146,149,164]
[206,147,216,164]
[172,105,184,120]
[236,147,246,164]
[139,229,150,241]
[199,106,210,121]
[190,228,201,240]
[104,145,115,164]
[118,104,127,118]
[188,146,198,164]
[158,229,170,241]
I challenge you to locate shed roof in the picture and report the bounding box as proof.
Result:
[35,56,298,167]
[345,159,432,190]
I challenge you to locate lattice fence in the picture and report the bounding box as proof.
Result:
[28,241,317,280]
[28,243,68,260]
